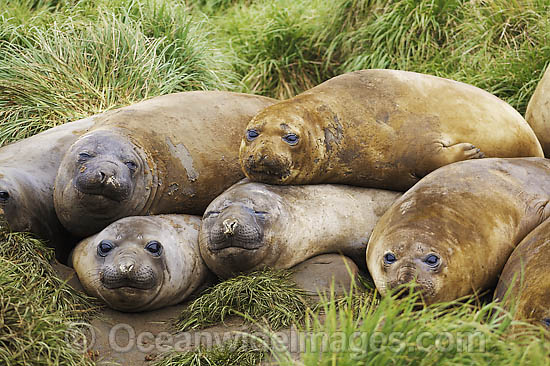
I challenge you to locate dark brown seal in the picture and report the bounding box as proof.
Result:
[367,157,550,305]
[54,91,275,237]
[240,69,543,191]
[494,218,550,328]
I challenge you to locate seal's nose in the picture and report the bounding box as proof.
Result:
[397,266,416,285]
[223,218,239,237]
[118,258,136,274]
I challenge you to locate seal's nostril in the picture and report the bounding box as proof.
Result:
[99,171,106,183]
[119,262,134,274]
[223,218,239,236]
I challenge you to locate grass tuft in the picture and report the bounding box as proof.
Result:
[176,269,310,332]
[0,228,97,365]
[152,339,265,366]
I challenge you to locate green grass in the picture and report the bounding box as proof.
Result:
[268,286,550,365]
[152,339,265,366]
[0,229,97,365]
[176,269,310,332]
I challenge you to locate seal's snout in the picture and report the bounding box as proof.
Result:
[397,267,416,284]
[208,209,264,251]
[243,151,292,183]
[223,218,239,236]
[74,160,132,202]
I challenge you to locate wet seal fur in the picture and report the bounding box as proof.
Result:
[240,69,543,191]
[54,91,275,237]
[71,214,209,312]
[199,179,401,278]
[494,218,550,328]
[0,117,94,261]
[526,66,550,157]
[367,157,550,305]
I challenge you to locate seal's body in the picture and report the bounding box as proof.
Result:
[367,158,550,305]
[240,69,543,190]
[526,66,550,157]
[71,214,209,312]
[199,180,401,278]
[494,218,550,327]
[54,91,276,237]
[0,117,94,259]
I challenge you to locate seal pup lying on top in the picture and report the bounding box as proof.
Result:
[71,214,209,312]
[240,69,543,191]
[367,157,550,305]
[54,91,275,237]
[199,180,401,278]
[494,218,550,328]
[0,117,94,260]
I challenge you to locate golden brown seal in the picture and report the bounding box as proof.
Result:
[526,66,550,156]
[54,91,275,237]
[240,69,543,190]
[494,218,550,328]
[367,157,550,305]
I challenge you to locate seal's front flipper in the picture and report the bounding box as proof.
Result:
[417,141,485,177]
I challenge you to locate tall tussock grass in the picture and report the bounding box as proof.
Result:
[269,288,550,365]
[0,0,235,145]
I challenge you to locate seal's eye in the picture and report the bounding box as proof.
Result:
[205,211,220,218]
[384,253,396,264]
[246,129,260,142]
[542,318,550,328]
[425,254,440,267]
[78,152,93,161]
[125,161,137,171]
[282,133,299,145]
[0,191,10,202]
[254,210,268,219]
[97,240,114,257]
[145,240,162,256]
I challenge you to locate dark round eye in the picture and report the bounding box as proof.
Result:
[425,254,440,266]
[97,240,114,257]
[0,191,9,202]
[145,241,162,256]
[78,152,92,161]
[384,253,396,264]
[542,318,550,328]
[246,129,260,141]
[282,133,299,145]
[125,161,137,171]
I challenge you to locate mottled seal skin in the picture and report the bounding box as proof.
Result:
[526,66,550,157]
[199,179,401,278]
[54,91,275,237]
[240,69,543,191]
[494,218,550,328]
[71,214,209,312]
[0,117,94,260]
[367,158,550,305]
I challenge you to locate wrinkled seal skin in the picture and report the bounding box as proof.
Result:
[71,214,209,312]
[367,158,550,305]
[526,66,550,157]
[54,91,276,237]
[0,117,94,261]
[199,179,401,278]
[240,69,543,191]
[494,218,550,328]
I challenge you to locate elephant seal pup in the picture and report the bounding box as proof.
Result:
[54,91,275,237]
[240,69,543,191]
[494,218,550,327]
[71,214,209,312]
[0,117,94,260]
[367,157,550,305]
[526,66,550,156]
[199,180,401,278]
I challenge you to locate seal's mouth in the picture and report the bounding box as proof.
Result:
[243,155,292,183]
[100,266,157,290]
[208,217,264,251]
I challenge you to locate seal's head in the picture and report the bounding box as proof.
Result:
[239,97,328,185]
[367,230,450,305]
[54,129,154,237]
[199,181,285,278]
[72,215,202,312]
